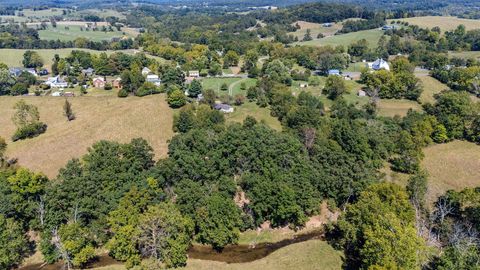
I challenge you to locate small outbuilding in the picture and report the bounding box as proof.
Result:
[214,103,234,113]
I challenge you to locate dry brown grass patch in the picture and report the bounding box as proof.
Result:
[0,95,173,178]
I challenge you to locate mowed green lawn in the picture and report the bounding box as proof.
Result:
[298,29,384,48]
[201,77,256,96]
[37,25,129,42]
[390,16,480,32]
[226,102,282,131]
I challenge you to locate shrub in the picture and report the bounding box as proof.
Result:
[220,83,228,91]
[12,122,47,141]
[136,82,159,97]
[234,94,245,105]
[104,83,113,90]
[118,88,128,98]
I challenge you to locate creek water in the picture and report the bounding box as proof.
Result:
[18,230,324,270]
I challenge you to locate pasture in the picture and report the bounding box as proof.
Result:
[0,95,174,178]
[376,99,422,117]
[418,75,449,104]
[35,24,132,42]
[422,140,480,204]
[225,102,282,131]
[390,16,480,32]
[298,29,384,49]
[288,21,342,39]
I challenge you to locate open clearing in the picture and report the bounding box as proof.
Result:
[376,99,422,117]
[418,75,449,104]
[391,16,480,32]
[201,77,256,96]
[288,21,342,39]
[0,95,174,178]
[0,48,167,69]
[422,140,480,204]
[449,50,480,60]
[298,29,384,48]
[226,102,282,131]
[34,23,134,42]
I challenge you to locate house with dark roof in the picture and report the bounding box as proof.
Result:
[214,103,234,113]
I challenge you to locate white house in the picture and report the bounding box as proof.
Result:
[142,67,152,76]
[367,58,390,71]
[146,74,161,86]
[45,76,68,88]
[189,70,200,77]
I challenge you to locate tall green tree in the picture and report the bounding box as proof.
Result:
[0,214,30,270]
[137,203,193,268]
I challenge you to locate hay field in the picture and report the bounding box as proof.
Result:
[377,99,423,117]
[418,76,449,104]
[289,21,342,39]
[0,95,173,178]
[422,140,480,204]
[391,16,480,32]
[298,29,384,49]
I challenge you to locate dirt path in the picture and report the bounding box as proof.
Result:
[228,78,247,96]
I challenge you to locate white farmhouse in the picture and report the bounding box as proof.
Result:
[367,58,390,71]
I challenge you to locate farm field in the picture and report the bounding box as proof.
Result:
[0,95,174,178]
[0,48,167,69]
[298,29,384,48]
[33,23,134,42]
[225,102,282,131]
[390,16,480,32]
[376,99,422,117]
[288,21,342,39]
[418,75,449,104]
[422,140,480,204]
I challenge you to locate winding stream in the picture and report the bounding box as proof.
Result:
[18,230,324,270]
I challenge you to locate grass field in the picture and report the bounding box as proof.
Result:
[201,77,256,96]
[390,16,480,32]
[449,50,480,60]
[0,48,167,69]
[37,24,130,42]
[0,95,173,178]
[422,140,480,204]
[225,102,282,131]
[288,21,342,39]
[298,29,384,49]
[418,75,449,104]
[377,99,422,117]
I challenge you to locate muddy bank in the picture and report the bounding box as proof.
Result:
[18,229,324,269]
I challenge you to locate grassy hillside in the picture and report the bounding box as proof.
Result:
[391,16,480,32]
[422,140,480,204]
[225,102,282,131]
[418,75,449,104]
[37,24,130,42]
[298,29,384,48]
[0,95,174,178]
[377,99,422,117]
[288,21,342,39]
